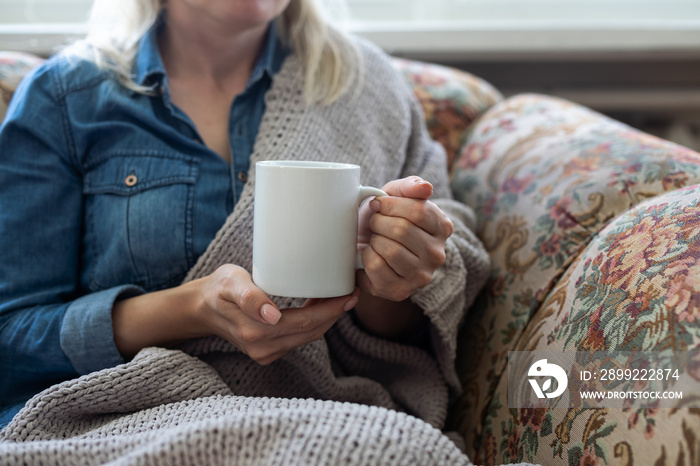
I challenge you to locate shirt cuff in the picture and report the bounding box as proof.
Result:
[60,285,144,375]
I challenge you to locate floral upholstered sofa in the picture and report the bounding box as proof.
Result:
[3,51,700,466]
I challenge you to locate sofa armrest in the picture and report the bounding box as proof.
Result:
[448,93,700,460]
[453,93,700,326]
[484,183,700,466]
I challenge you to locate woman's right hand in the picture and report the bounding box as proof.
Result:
[113,264,360,365]
[195,264,359,365]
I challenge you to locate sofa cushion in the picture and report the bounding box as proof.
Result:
[449,93,700,460]
[481,183,700,465]
[392,58,502,170]
[0,52,45,123]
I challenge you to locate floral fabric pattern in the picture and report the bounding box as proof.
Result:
[449,94,700,464]
[485,186,700,466]
[0,51,45,122]
[392,58,502,169]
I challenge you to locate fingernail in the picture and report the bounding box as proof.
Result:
[369,199,381,212]
[260,304,281,325]
[344,296,359,312]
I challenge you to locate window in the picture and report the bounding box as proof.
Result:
[2,0,90,24]
[343,0,700,57]
[345,0,699,23]
[0,0,698,56]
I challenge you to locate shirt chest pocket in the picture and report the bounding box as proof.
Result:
[83,152,199,292]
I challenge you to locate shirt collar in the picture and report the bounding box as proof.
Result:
[134,16,288,90]
[134,14,167,87]
[249,21,287,86]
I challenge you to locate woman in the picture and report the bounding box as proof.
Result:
[0,0,489,442]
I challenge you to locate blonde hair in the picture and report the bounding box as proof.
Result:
[72,0,360,105]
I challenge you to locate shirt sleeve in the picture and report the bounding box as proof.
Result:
[0,61,142,407]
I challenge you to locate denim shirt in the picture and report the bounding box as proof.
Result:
[0,20,288,426]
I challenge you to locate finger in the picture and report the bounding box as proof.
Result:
[273,306,345,348]
[369,213,431,258]
[273,293,357,340]
[254,348,291,366]
[356,268,413,303]
[381,176,433,200]
[358,245,411,301]
[218,269,281,325]
[302,288,360,309]
[298,290,359,316]
[231,292,358,365]
[226,294,353,365]
[254,308,342,365]
[357,197,376,245]
[370,198,452,238]
[364,234,436,298]
[302,298,322,308]
[368,233,420,278]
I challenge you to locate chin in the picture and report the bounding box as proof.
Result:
[220,0,290,26]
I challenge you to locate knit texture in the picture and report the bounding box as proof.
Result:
[0,39,490,465]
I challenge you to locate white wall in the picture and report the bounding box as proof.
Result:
[346,0,699,23]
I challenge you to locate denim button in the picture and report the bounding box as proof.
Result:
[238,171,248,183]
[125,175,137,187]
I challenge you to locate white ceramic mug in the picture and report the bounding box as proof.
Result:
[253,160,386,298]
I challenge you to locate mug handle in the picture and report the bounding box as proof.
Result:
[356,185,387,269]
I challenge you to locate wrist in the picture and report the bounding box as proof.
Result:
[112,280,211,358]
[179,278,211,337]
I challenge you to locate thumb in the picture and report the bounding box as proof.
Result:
[381,176,433,200]
[228,272,281,325]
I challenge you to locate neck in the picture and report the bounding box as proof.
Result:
[159,6,269,90]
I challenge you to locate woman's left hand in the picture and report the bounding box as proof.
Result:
[357,176,454,302]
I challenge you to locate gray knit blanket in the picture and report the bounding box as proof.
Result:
[0,39,492,465]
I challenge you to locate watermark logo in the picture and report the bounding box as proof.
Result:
[509,351,694,409]
[528,359,568,399]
